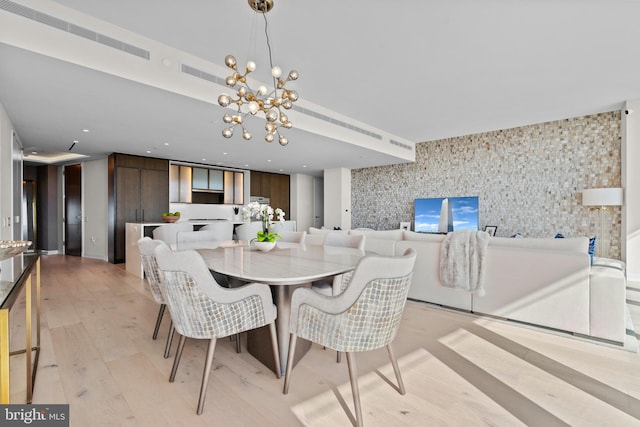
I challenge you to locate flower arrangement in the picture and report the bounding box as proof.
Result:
[242,202,286,243]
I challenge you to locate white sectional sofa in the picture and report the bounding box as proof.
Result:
[306,227,627,344]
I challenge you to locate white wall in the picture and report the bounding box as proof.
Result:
[0,102,13,242]
[323,168,351,230]
[82,158,108,260]
[623,100,640,281]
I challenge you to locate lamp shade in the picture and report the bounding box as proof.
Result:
[582,188,623,206]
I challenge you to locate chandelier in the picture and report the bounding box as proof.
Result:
[217,0,299,146]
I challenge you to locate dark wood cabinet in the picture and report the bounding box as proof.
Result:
[108,153,169,263]
[250,171,290,215]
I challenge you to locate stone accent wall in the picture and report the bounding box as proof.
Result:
[352,111,622,259]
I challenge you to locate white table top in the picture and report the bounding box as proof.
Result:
[197,244,365,285]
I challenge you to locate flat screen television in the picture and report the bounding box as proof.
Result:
[414,196,479,233]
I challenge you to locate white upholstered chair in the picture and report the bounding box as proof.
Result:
[234,221,264,242]
[269,220,297,234]
[152,222,193,248]
[154,245,281,415]
[283,249,417,427]
[176,230,222,250]
[277,230,307,243]
[137,237,174,358]
[199,221,234,241]
[312,232,366,296]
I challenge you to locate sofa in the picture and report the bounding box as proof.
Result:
[306,227,627,344]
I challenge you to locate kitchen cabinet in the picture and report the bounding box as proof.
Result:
[250,171,289,214]
[169,164,192,203]
[224,171,244,204]
[192,168,224,191]
[108,153,169,263]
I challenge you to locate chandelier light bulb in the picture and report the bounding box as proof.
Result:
[265,109,277,122]
[279,135,288,146]
[248,101,260,114]
[265,133,274,143]
[282,100,292,109]
[288,70,299,81]
[223,114,233,123]
[271,66,282,78]
[257,85,267,96]
[222,128,233,138]
[218,94,231,107]
[225,55,237,69]
[242,129,252,140]
[246,61,256,73]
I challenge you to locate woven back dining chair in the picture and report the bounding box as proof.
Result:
[154,245,281,415]
[137,237,175,358]
[283,248,417,427]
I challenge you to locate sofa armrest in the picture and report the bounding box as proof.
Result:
[589,266,626,343]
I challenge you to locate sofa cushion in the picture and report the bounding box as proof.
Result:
[308,227,348,235]
[488,236,589,253]
[349,229,403,240]
[402,231,446,242]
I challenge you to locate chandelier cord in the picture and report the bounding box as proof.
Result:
[262,13,277,96]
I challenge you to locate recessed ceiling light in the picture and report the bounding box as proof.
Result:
[146,150,151,154]
[279,169,283,172]
[82,129,90,133]
[164,142,169,146]
[303,165,307,168]
[223,152,227,155]
[267,159,272,162]
[244,164,249,167]
[73,140,79,143]
[202,158,206,161]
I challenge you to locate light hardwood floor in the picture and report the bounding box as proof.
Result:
[12,255,640,426]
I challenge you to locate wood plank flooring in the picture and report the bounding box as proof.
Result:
[13,255,640,426]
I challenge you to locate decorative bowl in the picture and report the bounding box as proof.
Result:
[0,240,32,261]
[252,241,276,252]
[161,215,180,223]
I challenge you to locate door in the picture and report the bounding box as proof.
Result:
[64,164,82,256]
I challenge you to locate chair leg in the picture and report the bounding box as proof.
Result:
[153,304,166,340]
[164,322,175,359]
[269,322,281,378]
[282,334,298,394]
[386,344,406,395]
[337,351,341,363]
[235,333,241,353]
[169,334,187,383]
[346,352,363,427]
[196,338,217,415]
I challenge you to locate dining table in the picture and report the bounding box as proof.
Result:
[196,242,365,375]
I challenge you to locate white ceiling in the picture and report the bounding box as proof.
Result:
[1,0,640,176]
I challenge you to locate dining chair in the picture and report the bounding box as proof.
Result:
[283,248,417,427]
[269,220,297,234]
[137,237,175,359]
[312,232,366,296]
[176,230,222,250]
[277,230,307,243]
[152,222,193,248]
[235,221,264,242]
[199,221,234,241]
[154,245,281,415]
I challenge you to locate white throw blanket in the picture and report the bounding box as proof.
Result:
[439,230,490,295]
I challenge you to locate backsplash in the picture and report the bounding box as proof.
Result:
[352,111,622,259]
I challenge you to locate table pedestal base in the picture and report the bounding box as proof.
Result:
[247,283,311,375]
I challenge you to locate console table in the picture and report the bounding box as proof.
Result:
[0,254,40,403]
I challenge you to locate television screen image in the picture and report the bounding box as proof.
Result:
[414,196,479,233]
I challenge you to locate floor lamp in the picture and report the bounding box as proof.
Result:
[582,188,623,258]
